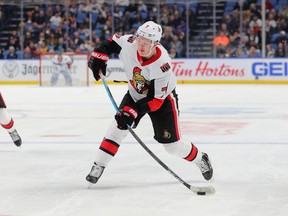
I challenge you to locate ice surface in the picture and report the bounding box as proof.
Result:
[0,84,288,216]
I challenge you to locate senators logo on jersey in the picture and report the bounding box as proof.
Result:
[129,67,150,94]
[160,62,171,73]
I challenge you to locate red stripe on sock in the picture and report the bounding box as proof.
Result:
[1,119,14,129]
[100,139,119,156]
[184,144,198,161]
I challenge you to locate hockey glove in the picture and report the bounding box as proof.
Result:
[88,50,109,81]
[115,106,138,130]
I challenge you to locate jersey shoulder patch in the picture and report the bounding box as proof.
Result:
[160,62,171,73]
[127,36,135,43]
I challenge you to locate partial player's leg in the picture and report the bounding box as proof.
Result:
[86,93,134,184]
[50,71,60,86]
[62,71,72,86]
[149,90,213,180]
[0,93,22,147]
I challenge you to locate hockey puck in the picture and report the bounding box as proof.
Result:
[197,192,206,196]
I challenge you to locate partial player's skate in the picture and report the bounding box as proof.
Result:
[196,153,213,180]
[9,129,22,147]
[86,163,105,184]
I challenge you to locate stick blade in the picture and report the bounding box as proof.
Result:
[190,185,215,195]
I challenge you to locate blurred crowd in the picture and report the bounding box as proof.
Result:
[0,0,188,59]
[213,0,288,58]
[0,0,287,59]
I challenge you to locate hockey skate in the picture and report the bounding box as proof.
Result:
[9,129,22,147]
[196,153,213,181]
[86,163,105,184]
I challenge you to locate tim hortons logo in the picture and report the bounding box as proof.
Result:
[160,62,170,72]
[171,61,245,77]
[91,52,109,61]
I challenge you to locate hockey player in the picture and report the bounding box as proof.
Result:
[0,92,22,147]
[50,54,73,86]
[86,21,213,184]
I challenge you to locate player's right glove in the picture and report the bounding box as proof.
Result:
[115,106,138,130]
[88,50,109,81]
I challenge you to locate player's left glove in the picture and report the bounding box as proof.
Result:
[88,50,109,81]
[115,106,138,130]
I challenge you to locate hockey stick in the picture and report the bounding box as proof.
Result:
[113,80,128,83]
[100,73,215,195]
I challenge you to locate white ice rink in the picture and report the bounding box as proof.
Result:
[0,84,288,216]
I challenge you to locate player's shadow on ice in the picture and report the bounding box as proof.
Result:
[87,180,205,190]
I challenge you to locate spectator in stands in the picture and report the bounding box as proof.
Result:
[78,2,91,13]
[249,14,262,35]
[54,26,64,39]
[278,3,288,19]
[247,46,261,58]
[169,34,184,57]
[0,48,4,59]
[229,31,240,49]
[23,10,33,25]
[38,31,47,44]
[138,0,147,12]
[266,44,275,58]
[213,31,230,56]
[38,41,49,55]
[23,32,32,48]
[275,16,287,33]
[219,23,230,37]
[54,37,67,52]
[224,46,235,58]
[222,13,238,35]
[116,0,129,6]
[26,26,38,43]
[265,0,274,12]
[6,46,18,59]
[35,10,47,30]
[5,37,20,51]
[23,46,32,59]
[161,26,173,51]
[73,31,84,48]
[68,22,77,39]
[113,5,123,31]
[90,0,102,13]
[50,12,62,27]
[80,39,93,52]
[276,30,287,44]
[275,42,286,57]
[46,5,54,20]
[54,4,63,15]
[145,10,157,23]
[247,27,261,49]
[10,30,20,46]
[265,12,277,42]
[28,41,38,59]
[46,31,58,51]
[159,5,170,26]
[235,48,248,58]
[169,46,179,58]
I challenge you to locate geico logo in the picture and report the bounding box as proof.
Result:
[252,62,288,76]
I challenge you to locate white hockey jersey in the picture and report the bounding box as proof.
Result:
[112,34,177,111]
[52,55,73,72]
